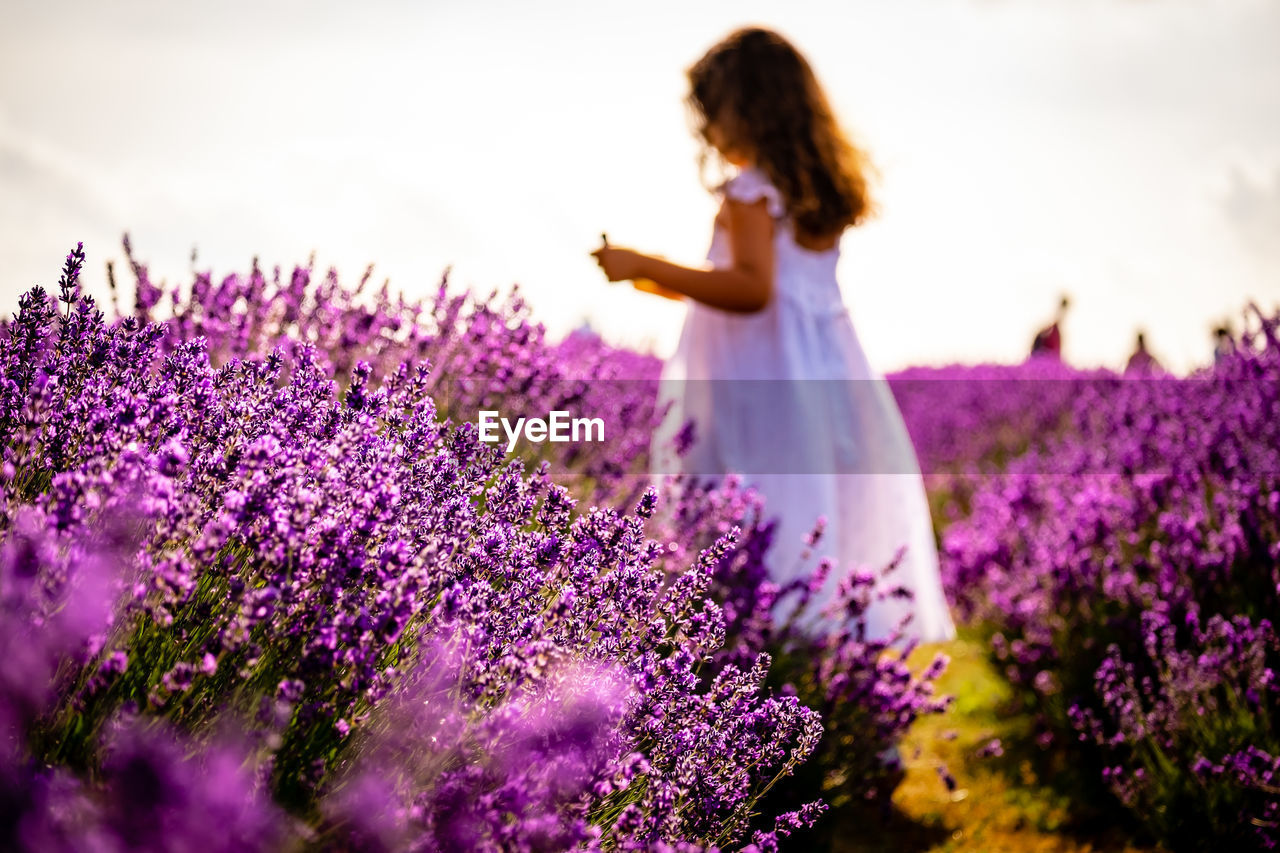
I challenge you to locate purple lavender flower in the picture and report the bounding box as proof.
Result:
[3,241,959,849]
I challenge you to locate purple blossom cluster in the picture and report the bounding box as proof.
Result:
[643,477,952,843]
[1069,610,1278,845]
[0,242,949,851]
[128,237,665,504]
[886,360,1116,533]
[931,309,1280,849]
[887,358,1105,478]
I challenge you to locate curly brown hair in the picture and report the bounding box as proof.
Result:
[685,26,877,244]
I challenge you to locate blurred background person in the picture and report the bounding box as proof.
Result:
[1030,294,1070,361]
[1124,330,1162,375]
[1214,324,1235,367]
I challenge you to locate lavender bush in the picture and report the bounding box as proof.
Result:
[649,478,951,845]
[935,312,1280,850]
[0,241,949,851]
[888,359,1103,479]
[886,360,1115,536]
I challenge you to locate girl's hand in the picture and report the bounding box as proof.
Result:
[589,245,649,283]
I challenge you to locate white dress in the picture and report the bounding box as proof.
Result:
[652,165,955,644]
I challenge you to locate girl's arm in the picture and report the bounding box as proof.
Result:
[592,197,775,314]
[638,197,775,314]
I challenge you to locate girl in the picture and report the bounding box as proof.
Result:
[591,26,954,644]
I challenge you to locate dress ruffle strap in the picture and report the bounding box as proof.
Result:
[717,166,787,219]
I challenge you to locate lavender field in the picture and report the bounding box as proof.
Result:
[1,242,1276,852]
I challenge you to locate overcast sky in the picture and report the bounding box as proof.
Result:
[2,0,1278,373]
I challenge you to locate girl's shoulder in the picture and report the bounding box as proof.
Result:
[715,165,786,219]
